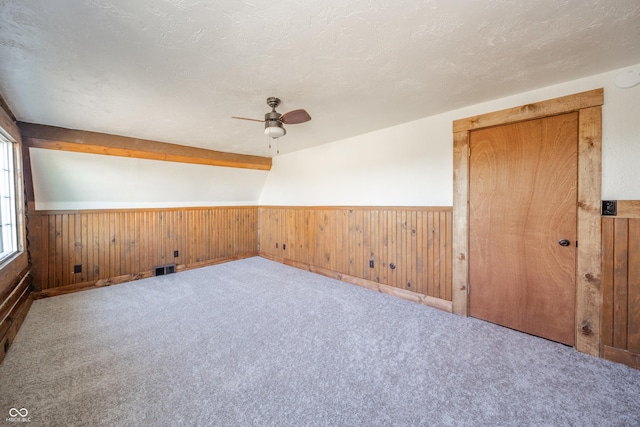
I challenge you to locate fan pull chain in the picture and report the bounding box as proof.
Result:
[266,135,280,154]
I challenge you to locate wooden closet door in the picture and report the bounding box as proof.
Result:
[469,112,578,345]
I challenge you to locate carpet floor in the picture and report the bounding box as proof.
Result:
[1,257,639,426]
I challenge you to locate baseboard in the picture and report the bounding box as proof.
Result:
[259,252,453,313]
[1,269,32,364]
[32,253,259,299]
[602,345,640,370]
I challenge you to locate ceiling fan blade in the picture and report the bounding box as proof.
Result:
[231,116,265,123]
[279,109,311,124]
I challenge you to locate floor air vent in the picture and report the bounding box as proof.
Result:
[154,264,176,276]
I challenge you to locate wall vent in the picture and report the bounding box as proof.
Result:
[154,264,176,276]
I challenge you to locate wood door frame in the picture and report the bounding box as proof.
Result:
[452,89,603,356]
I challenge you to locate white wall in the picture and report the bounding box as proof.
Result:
[30,148,269,210]
[260,64,640,206]
[259,118,453,206]
[31,65,639,210]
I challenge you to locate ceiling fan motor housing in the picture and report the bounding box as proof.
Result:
[264,109,286,138]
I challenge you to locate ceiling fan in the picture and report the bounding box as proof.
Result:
[232,97,311,139]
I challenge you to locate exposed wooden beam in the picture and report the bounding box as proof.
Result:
[0,100,19,140]
[0,93,16,122]
[18,122,272,171]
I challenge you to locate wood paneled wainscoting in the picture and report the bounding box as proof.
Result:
[602,201,640,369]
[0,262,31,364]
[258,206,453,312]
[28,206,259,297]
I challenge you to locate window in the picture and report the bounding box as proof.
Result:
[0,132,17,262]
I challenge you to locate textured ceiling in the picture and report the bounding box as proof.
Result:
[1,0,639,156]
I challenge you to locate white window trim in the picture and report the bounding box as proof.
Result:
[0,127,25,270]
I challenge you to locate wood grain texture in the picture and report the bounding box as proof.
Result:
[575,106,602,356]
[0,292,31,364]
[469,113,578,345]
[31,253,253,299]
[617,200,640,218]
[261,252,453,313]
[613,220,628,349]
[28,207,259,291]
[453,89,603,132]
[453,90,603,356]
[452,131,470,315]
[0,92,16,123]
[629,220,640,355]
[258,206,452,303]
[601,217,640,366]
[602,346,640,370]
[0,101,19,139]
[601,218,615,348]
[0,268,30,328]
[0,253,28,304]
[0,268,31,364]
[20,123,272,171]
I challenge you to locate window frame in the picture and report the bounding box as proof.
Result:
[0,128,23,265]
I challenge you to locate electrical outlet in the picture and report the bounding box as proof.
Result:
[283,244,286,250]
[174,250,179,257]
[369,259,374,268]
[73,264,82,274]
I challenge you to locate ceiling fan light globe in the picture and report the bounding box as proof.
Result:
[264,125,285,139]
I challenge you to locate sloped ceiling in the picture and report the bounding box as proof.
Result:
[1,0,639,157]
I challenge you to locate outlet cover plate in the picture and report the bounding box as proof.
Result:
[602,200,617,216]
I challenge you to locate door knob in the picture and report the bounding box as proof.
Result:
[558,239,571,247]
